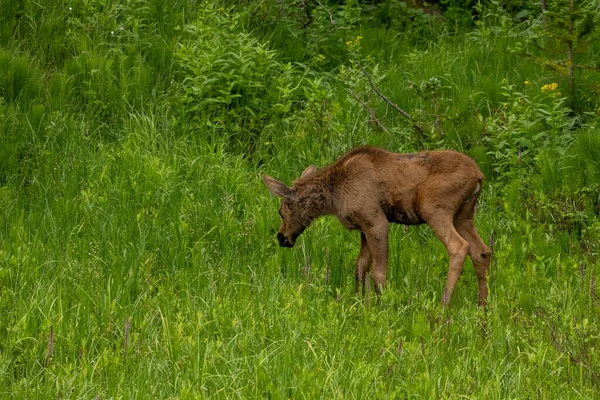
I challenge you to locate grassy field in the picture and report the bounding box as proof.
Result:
[1,0,600,398]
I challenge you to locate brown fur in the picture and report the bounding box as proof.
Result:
[263,146,491,306]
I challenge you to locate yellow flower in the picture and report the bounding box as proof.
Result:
[524,80,530,86]
[542,82,558,92]
[346,36,363,50]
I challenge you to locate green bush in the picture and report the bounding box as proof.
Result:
[482,79,574,181]
[175,6,305,151]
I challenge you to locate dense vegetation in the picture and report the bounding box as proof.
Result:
[1,0,600,397]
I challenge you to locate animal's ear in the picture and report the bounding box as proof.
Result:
[301,165,318,179]
[262,175,292,198]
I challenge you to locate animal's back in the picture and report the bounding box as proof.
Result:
[335,146,481,174]
[424,150,484,181]
[330,147,484,225]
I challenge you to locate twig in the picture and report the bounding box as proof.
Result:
[349,90,391,137]
[300,1,312,29]
[315,0,335,24]
[382,102,389,119]
[360,67,426,146]
[362,67,412,121]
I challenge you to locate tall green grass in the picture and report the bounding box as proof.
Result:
[1,1,599,398]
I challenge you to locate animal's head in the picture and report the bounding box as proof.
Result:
[262,165,318,248]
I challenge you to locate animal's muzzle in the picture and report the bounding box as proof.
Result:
[277,233,294,248]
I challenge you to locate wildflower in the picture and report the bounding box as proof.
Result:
[346,36,363,50]
[68,7,72,11]
[524,80,530,86]
[111,31,114,35]
[541,82,558,92]
[317,54,326,61]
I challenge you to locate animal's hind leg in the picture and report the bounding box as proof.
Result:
[355,232,371,295]
[454,196,491,306]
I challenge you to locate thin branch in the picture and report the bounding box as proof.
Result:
[362,67,412,121]
[300,1,312,29]
[360,67,426,146]
[315,0,335,24]
[381,102,389,119]
[349,90,391,137]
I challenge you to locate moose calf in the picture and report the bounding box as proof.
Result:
[263,146,491,306]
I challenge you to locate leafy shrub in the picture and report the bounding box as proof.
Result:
[174,6,303,151]
[481,79,574,181]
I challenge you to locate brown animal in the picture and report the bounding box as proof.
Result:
[263,146,491,306]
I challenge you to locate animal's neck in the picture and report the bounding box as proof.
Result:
[297,174,336,221]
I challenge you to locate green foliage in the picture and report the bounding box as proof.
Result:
[0,50,42,106]
[366,0,447,40]
[1,0,600,398]
[515,0,600,110]
[482,79,575,181]
[175,7,303,150]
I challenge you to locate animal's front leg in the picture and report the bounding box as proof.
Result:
[363,220,390,298]
[355,232,371,295]
[426,215,470,306]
